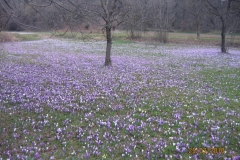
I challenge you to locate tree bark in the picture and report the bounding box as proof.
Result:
[130,28,135,39]
[104,26,112,66]
[221,18,227,53]
[196,21,200,40]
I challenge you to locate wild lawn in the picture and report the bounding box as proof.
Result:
[0,32,41,42]
[167,32,240,47]
[0,39,240,159]
[54,30,240,47]
[1,30,240,47]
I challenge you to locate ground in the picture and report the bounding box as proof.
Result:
[0,38,240,159]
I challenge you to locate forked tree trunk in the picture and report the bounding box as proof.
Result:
[104,26,112,66]
[221,18,227,53]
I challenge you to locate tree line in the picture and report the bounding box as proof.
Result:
[1,0,240,66]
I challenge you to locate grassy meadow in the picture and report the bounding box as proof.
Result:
[0,31,240,159]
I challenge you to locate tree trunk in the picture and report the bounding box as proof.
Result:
[104,26,112,66]
[196,21,200,40]
[221,18,227,53]
[130,28,135,39]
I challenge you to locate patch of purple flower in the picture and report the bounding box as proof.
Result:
[0,39,239,159]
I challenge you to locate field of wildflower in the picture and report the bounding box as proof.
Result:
[0,39,240,159]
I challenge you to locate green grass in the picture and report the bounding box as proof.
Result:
[2,30,240,46]
[113,39,133,45]
[54,31,130,43]
[13,33,41,41]
[168,32,240,45]
[199,68,240,102]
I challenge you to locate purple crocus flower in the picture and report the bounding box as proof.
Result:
[233,156,240,160]
[34,152,40,159]
[57,128,62,133]
[83,150,90,159]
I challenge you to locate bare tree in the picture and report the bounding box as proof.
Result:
[87,0,129,66]
[47,0,129,66]
[123,0,142,39]
[149,0,175,43]
[186,0,206,40]
[204,0,240,53]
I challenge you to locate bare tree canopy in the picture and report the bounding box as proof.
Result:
[204,0,240,52]
[75,0,130,66]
